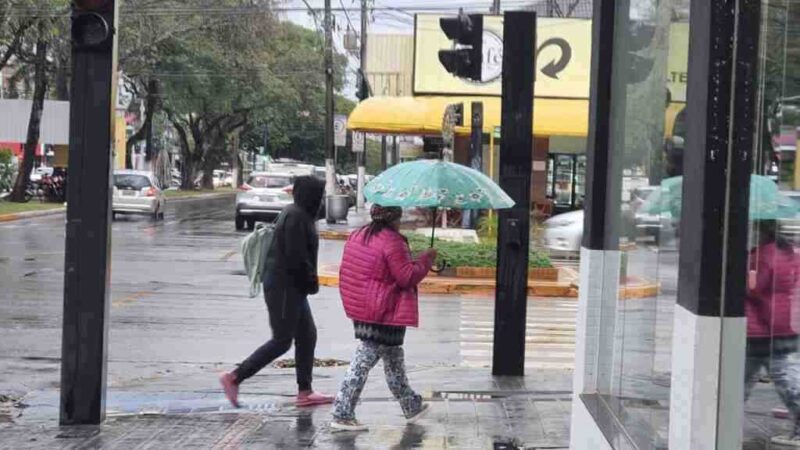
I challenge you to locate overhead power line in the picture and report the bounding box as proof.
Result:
[337,0,357,35]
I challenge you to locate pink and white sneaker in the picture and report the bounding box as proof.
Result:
[296,391,334,407]
[219,372,240,408]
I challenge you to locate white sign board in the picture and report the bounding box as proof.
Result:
[334,115,347,147]
[352,131,365,153]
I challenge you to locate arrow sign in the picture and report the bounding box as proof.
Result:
[537,37,572,79]
[352,131,365,153]
[334,115,347,147]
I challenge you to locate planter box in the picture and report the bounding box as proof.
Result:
[529,267,559,281]
[447,266,559,281]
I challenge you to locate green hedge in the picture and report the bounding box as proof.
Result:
[405,233,552,268]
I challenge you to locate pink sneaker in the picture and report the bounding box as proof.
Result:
[296,391,334,407]
[219,372,240,408]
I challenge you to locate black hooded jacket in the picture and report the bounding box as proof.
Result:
[263,176,325,296]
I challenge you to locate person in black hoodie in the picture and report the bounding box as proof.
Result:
[220,175,334,408]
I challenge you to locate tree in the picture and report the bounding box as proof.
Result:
[8,5,66,202]
[0,1,36,74]
[118,0,242,168]
[154,16,348,188]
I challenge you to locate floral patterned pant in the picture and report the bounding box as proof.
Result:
[332,341,423,421]
[745,352,800,435]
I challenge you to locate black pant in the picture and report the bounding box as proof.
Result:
[234,286,317,391]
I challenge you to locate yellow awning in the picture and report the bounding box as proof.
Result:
[347,96,590,137]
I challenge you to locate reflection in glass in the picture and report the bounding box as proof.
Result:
[743,1,800,447]
[602,0,688,445]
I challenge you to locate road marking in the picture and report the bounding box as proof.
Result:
[111,291,151,308]
[459,298,577,370]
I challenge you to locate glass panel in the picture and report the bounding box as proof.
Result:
[743,1,800,447]
[594,0,690,445]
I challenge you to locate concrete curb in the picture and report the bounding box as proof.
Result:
[319,229,352,240]
[0,206,66,223]
[0,192,235,224]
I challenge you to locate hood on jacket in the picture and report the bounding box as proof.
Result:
[293,175,325,217]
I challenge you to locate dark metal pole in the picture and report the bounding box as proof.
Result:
[356,0,368,210]
[60,0,118,425]
[465,102,483,229]
[392,135,399,165]
[381,135,387,170]
[491,0,500,14]
[324,0,336,207]
[493,11,536,377]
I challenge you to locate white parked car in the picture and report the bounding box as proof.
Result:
[235,172,294,230]
[30,166,53,182]
[542,188,678,252]
[213,170,233,188]
[112,170,166,220]
[542,210,584,252]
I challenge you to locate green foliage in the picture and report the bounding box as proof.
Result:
[117,1,350,183]
[405,233,552,269]
[0,149,14,193]
[477,214,498,242]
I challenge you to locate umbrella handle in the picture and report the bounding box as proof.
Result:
[430,207,437,248]
[430,259,449,274]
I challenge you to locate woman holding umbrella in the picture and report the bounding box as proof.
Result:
[331,205,437,431]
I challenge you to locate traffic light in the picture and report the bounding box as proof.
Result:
[625,21,655,84]
[356,68,372,101]
[438,12,483,81]
[71,0,115,51]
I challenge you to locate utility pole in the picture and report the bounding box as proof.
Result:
[392,136,399,166]
[492,11,536,377]
[381,135,387,170]
[356,0,368,211]
[61,0,118,425]
[324,0,336,212]
[491,0,500,14]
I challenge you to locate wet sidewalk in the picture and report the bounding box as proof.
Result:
[0,366,572,449]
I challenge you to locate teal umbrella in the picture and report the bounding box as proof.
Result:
[364,159,514,246]
[642,174,800,220]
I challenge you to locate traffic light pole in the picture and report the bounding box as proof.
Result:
[60,0,118,425]
[356,0,368,211]
[492,11,536,376]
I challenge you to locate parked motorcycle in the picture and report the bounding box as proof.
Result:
[42,172,66,203]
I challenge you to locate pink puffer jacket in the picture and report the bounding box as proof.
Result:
[339,228,434,327]
[747,243,800,338]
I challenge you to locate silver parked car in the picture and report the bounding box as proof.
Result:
[235,172,294,230]
[112,170,166,220]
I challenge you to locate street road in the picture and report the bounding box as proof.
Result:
[0,195,578,416]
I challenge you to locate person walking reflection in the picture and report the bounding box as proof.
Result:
[745,220,800,447]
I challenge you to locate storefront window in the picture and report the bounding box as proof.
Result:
[743,1,800,447]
